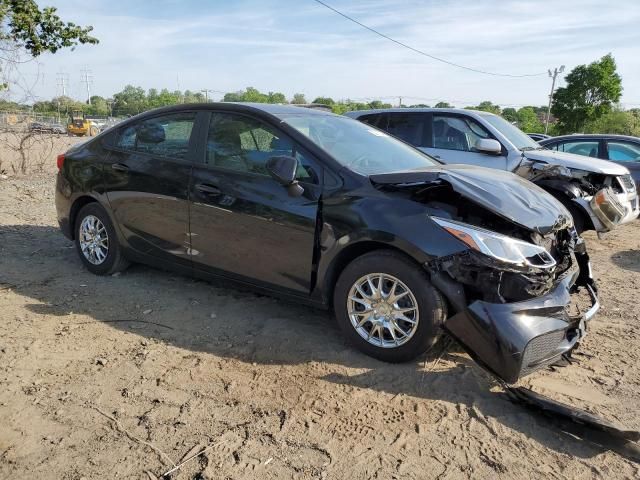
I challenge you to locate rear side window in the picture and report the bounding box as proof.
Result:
[607,141,640,162]
[116,112,196,159]
[358,114,385,128]
[386,113,428,147]
[555,140,599,157]
[432,115,491,152]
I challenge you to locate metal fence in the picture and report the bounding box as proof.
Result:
[0,111,125,132]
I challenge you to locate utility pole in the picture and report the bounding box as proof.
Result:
[545,65,565,134]
[80,67,94,105]
[398,96,402,107]
[56,72,69,97]
[201,89,213,102]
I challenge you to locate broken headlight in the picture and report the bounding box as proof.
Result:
[432,217,556,269]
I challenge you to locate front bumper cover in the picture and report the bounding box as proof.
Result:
[442,254,599,384]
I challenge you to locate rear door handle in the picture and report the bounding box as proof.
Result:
[111,163,129,172]
[195,183,221,195]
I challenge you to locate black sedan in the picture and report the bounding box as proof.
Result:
[540,134,640,190]
[55,103,598,383]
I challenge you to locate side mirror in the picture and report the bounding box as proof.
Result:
[266,156,304,197]
[475,138,502,155]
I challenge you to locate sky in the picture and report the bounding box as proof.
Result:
[15,0,640,108]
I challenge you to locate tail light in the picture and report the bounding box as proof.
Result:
[57,153,65,170]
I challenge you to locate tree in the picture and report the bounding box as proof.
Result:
[87,95,109,115]
[501,107,518,123]
[467,101,501,114]
[291,93,307,104]
[312,97,335,106]
[551,54,623,134]
[112,85,147,115]
[584,108,640,136]
[434,101,452,109]
[0,0,98,57]
[267,91,286,104]
[516,107,544,133]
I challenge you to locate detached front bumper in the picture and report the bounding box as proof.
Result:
[575,188,639,232]
[443,257,599,384]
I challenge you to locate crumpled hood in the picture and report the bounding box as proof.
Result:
[523,149,629,175]
[370,164,573,235]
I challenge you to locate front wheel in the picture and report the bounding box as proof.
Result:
[333,250,447,362]
[75,203,129,275]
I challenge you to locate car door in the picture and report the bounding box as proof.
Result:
[423,113,508,169]
[188,111,323,295]
[103,111,197,266]
[605,139,640,189]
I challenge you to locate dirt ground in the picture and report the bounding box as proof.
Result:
[1,142,640,479]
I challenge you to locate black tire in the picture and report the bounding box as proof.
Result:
[333,250,447,363]
[74,203,129,275]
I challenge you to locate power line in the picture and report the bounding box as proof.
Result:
[312,0,547,78]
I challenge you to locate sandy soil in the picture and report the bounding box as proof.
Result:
[1,156,640,479]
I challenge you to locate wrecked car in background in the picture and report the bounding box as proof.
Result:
[346,108,639,235]
[56,103,598,385]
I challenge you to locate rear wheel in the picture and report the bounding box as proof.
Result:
[333,250,447,362]
[75,203,129,275]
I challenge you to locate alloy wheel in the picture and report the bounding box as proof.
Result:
[79,215,109,265]
[347,273,419,348]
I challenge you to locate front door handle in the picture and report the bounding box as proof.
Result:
[195,183,221,195]
[111,163,130,172]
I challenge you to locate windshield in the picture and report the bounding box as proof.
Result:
[278,113,439,175]
[479,113,540,151]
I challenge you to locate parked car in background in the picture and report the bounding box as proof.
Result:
[539,134,640,191]
[55,103,599,384]
[346,108,639,234]
[527,133,550,142]
[28,121,67,135]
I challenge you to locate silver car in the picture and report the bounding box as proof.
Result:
[346,108,639,234]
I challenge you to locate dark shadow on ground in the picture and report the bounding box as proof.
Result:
[611,249,640,273]
[1,224,638,464]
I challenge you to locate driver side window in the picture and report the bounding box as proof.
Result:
[206,113,319,183]
[432,115,491,152]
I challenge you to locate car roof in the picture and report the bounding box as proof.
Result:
[134,102,335,117]
[345,107,494,117]
[541,133,640,143]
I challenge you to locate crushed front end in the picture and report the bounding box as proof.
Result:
[370,165,601,384]
[430,221,599,384]
[519,161,639,232]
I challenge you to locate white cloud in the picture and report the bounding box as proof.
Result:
[19,0,640,107]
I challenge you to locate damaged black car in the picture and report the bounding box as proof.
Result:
[55,103,599,384]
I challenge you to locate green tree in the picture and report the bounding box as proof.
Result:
[501,107,518,123]
[312,97,335,106]
[223,91,243,102]
[291,93,307,104]
[267,91,286,104]
[584,108,640,136]
[467,101,501,114]
[551,54,623,134]
[434,101,452,108]
[515,107,544,132]
[112,85,147,115]
[0,0,98,56]
[87,95,109,115]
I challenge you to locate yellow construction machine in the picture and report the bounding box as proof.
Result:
[67,110,99,136]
